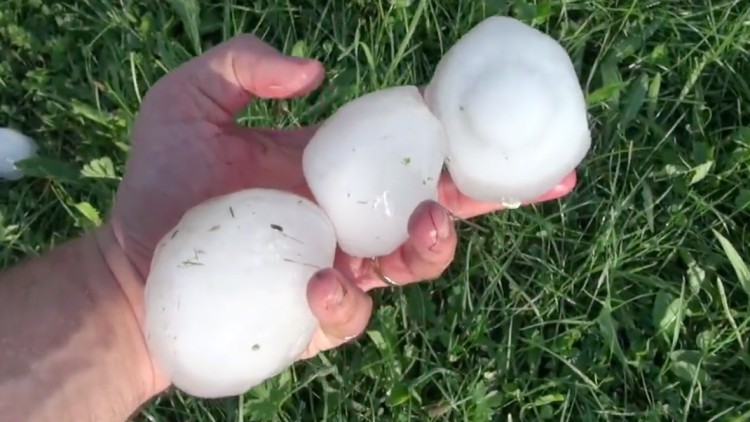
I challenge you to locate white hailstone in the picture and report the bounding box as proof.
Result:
[424,16,591,206]
[0,127,38,180]
[302,85,447,258]
[144,189,337,398]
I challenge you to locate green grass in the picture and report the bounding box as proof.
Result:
[2,0,750,420]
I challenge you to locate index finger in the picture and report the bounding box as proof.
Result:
[437,170,578,219]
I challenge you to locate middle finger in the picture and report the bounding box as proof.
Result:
[339,200,458,292]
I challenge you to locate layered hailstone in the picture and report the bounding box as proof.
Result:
[424,16,591,205]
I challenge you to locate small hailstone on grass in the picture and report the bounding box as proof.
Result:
[424,16,591,205]
[144,189,337,398]
[0,127,38,181]
[302,85,447,258]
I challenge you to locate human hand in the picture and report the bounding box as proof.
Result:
[108,34,576,394]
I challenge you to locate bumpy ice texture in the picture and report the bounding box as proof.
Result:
[0,127,37,180]
[302,85,447,258]
[424,16,591,204]
[144,189,337,398]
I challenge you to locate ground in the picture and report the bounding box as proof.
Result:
[2,0,750,421]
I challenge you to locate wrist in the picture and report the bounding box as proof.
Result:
[92,224,169,399]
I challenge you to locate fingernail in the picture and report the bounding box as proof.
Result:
[321,271,346,308]
[430,203,451,242]
[343,333,359,342]
[286,55,313,64]
[541,182,573,202]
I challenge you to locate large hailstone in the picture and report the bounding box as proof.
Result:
[302,85,447,258]
[144,189,337,398]
[424,16,591,205]
[0,127,38,180]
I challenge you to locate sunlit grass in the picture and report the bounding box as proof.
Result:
[2,0,750,420]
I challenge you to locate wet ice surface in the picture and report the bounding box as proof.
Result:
[303,85,447,258]
[145,189,337,398]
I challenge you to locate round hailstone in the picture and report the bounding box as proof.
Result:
[424,16,591,206]
[144,189,337,398]
[302,85,447,258]
[0,127,38,181]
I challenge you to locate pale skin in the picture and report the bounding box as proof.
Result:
[0,35,577,421]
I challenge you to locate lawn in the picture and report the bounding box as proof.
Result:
[2,0,750,420]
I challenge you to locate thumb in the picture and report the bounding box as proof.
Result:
[307,268,373,347]
[142,34,325,124]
